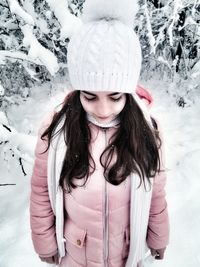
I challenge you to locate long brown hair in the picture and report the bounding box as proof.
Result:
[41,90,162,193]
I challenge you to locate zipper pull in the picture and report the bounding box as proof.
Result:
[101,127,107,131]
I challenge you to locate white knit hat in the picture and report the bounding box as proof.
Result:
[67,0,142,94]
[67,0,153,127]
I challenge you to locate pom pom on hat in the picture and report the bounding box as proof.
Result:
[82,0,139,26]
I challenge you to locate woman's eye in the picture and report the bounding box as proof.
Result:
[83,95,122,102]
[111,97,122,102]
[84,96,96,101]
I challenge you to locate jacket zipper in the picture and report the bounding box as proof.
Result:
[103,128,109,267]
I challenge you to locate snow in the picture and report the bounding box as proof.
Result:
[0,84,5,96]
[22,0,50,35]
[144,4,155,54]
[0,50,46,71]
[167,0,183,46]
[0,111,8,125]
[7,0,35,25]
[21,24,59,76]
[0,79,199,267]
[46,0,82,39]
[0,44,59,77]
[191,60,200,78]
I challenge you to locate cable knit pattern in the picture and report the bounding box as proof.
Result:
[113,24,128,69]
[85,23,106,69]
[67,19,142,94]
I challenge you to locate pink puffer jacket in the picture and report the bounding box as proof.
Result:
[30,85,169,266]
[61,121,131,267]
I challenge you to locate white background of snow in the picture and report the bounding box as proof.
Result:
[0,79,200,267]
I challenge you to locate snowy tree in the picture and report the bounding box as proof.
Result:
[0,0,82,174]
[137,0,200,105]
[0,0,82,106]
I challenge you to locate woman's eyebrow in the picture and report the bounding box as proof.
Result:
[82,91,96,96]
[82,91,121,96]
[108,92,121,96]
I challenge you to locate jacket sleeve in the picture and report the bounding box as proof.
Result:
[30,112,58,257]
[146,119,170,250]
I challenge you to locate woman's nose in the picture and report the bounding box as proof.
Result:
[96,102,112,116]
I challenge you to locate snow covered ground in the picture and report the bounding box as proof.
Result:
[0,80,200,267]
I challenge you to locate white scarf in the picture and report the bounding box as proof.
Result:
[47,115,153,266]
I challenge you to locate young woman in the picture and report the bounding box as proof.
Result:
[30,1,169,266]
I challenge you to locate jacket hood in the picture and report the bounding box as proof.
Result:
[135,85,153,108]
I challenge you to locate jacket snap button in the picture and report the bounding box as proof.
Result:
[77,239,81,246]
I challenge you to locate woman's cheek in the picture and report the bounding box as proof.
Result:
[84,105,94,114]
[114,98,126,114]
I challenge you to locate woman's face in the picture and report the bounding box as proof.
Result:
[80,91,126,123]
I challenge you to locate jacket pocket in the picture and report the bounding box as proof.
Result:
[122,226,130,259]
[64,220,87,265]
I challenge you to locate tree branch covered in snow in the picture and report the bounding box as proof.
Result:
[0,183,16,186]
[0,111,37,175]
[0,0,82,97]
[7,0,35,25]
